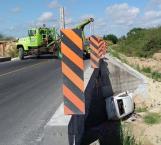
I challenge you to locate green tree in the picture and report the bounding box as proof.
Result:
[119,35,126,41]
[103,34,118,44]
[127,28,144,37]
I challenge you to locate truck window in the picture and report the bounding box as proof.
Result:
[28,30,36,36]
[39,30,47,39]
[117,99,125,115]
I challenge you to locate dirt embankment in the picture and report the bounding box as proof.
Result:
[123,53,161,145]
[126,53,161,73]
[121,77,161,145]
[0,41,17,58]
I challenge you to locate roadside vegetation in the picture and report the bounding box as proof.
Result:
[110,44,161,82]
[143,112,161,125]
[122,125,142,145]
[135,107,148,113]
[103,34,118,44]
[114,27,161,58]
[135,65,161,82]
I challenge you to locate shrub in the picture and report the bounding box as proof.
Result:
[151,71,161,81]
[141,67,151,74]
[103,34,118,44]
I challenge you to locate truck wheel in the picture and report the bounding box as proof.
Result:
[19,47,24,60]
[36,51,40,58]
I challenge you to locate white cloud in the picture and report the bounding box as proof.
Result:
[145,0,161,11]
[96,18,106,27]
[138,0,161,28]
[38,12,54,23]
[11,6,21,13]
[140,10,161,27]
[144,10,161,21]
[150,0,161,6]
[106,3,140,26]
[48,0,61,8]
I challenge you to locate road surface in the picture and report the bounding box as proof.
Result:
[0,56,62,145]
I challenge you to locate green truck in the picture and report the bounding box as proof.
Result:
[16,25,61,60]
[16,18,94,60]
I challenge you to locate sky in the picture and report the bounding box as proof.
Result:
[0,0,161,38]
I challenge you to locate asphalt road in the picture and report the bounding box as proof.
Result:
[0,56,62,145]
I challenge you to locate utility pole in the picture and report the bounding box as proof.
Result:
[60,7,65,29]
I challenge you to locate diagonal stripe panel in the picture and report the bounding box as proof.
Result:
[90,35,107,68]
[62,62,83,91]
[90,44,98,54]
[90,35,99,68]
[63,75,84,101]
[64,105,74,115]
[62,29,83,50]
[63,85,85,113]
[64,97,82,114]
[61,42,83,70]
[90,37,99,47]
[61,31,83,58]
[90,53,99,63]
[61,29,84,115]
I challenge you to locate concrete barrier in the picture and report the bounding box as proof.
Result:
[41,55,148,145]
[41,61,96,145]
[106,54,148,97]
[0,57,11,62]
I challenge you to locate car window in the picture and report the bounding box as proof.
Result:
[117,99,125,115]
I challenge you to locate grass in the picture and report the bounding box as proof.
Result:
[143,112,161,125]
[110,48,128,64]
[151,71,161,81]
[122,126,142,145]
[135,107,148,113]
[142,67,151,74]
[136,66,161,82]
[110,48,121,59]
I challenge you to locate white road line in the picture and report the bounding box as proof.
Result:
[0,61,48,77]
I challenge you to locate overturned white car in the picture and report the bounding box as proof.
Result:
[105,91,134,120]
